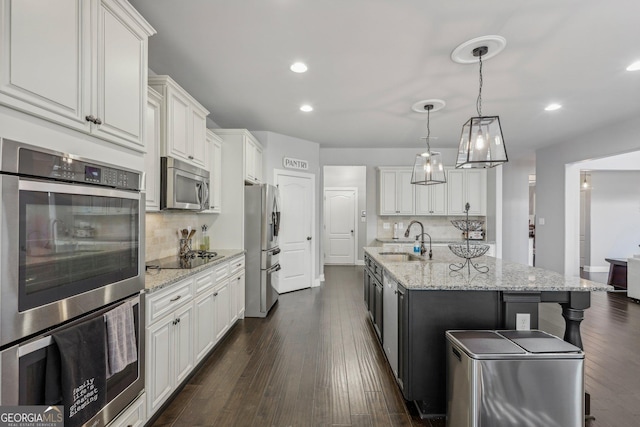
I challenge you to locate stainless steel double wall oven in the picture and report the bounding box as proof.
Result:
[0,139,145,427]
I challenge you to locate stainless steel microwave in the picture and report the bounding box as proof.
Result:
[160,156,210,211]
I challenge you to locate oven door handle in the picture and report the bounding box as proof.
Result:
[18,335,53,357]
[19,179,140,200]
[17,293,141,357]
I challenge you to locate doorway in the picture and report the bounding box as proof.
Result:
[324,187,358,265]
[274,169,315,293]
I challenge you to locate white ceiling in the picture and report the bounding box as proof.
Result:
[130,0,640,158]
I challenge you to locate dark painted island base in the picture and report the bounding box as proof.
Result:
[377,285,592,418]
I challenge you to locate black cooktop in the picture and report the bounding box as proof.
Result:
[146,251,225,270]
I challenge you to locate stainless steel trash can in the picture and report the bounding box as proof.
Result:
[446,330,584,427]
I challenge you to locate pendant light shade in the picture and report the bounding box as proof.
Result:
[455,45,508,169]
[411,104,446,185]
[411,150,446,185]
[457,115,507,168]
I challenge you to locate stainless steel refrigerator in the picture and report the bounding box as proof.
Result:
[244,184,281,317]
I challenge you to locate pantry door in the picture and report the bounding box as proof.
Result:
[274,170,315,293]
[324,188,357,265]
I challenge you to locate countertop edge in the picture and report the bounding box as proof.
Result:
[144,249,246,293]
[364,247,613,292]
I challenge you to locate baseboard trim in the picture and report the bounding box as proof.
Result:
[356,259,365,266]
[584,265,609,273]
[313,274,325,287]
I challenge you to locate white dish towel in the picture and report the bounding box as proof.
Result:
[104,300,137,378]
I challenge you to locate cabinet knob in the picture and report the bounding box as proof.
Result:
[396,210,400,213]
[94,117,102,125]
[85,115,96,123]
[188,155,194,160]
[306,236,312,241]
[213,292,218,297]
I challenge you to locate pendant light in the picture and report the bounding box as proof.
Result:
[456,45,508,169]
[411,104,446,185]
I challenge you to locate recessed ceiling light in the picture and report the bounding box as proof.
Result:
[290,62,308,73]
[300,104,313,112]
[626,60,640,71]
[544,103,562,111]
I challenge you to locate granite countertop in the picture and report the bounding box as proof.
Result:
[144,249,245,293]
[375,237,495,244]
[364,246,612,292]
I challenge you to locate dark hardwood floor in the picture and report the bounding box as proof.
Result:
[150,266,640,427]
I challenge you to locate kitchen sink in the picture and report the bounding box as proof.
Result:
[378,252,425,262]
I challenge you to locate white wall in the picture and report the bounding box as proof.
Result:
[323,166,367,262]
[500,155,535,264]
[535,115,640,274]
[587,171,640,269]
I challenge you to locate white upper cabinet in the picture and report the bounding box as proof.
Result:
[0,0,155,151]
[148,75,210,168]
[244,134,263,184]
[203,129,222,213]
[144,87,161,211]
[447,169,487,215]
[415,178,447,216]
[214,129,263,185]
[378,167,415,215]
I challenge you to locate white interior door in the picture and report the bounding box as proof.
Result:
[324,188,356,264]
[275,171,313,293]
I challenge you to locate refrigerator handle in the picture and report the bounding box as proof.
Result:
[272,211,280,237]
[267,264,281,274]
[271,248,281,255]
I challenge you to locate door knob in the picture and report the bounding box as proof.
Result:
[306,236,312,241]
[351,230,354,233]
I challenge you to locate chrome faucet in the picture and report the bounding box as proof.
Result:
[404,220,433,259]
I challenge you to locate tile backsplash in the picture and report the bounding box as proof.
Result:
[145,212,216,260]
[377,216,486,241]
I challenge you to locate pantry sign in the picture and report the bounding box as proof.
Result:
[283,157,308,171]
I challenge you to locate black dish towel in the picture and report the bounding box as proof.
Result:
[45,316,107,427]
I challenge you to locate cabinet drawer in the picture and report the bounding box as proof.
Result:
[229,256,245,276]
[214,262,230,282]
[194,270,214,294]
[147,279,194,325]
[110,393,145,427]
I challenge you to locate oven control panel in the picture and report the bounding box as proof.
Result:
[18,148,141,191]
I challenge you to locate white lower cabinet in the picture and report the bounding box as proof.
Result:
[234,270,246,320]
[145,256,246,422]
[107,393,145,427]
[146,277,195,417]
[229,255,245,321]
[213,279,230,342]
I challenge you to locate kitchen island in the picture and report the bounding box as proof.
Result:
[363,246,612,418]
